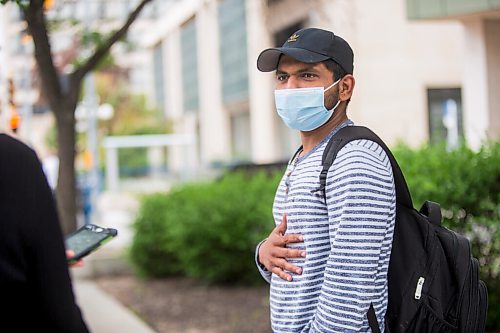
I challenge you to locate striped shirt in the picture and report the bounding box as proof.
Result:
[257,121,396,332]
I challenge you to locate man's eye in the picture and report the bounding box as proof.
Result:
[277,75,288,81]
[302,73,316,79]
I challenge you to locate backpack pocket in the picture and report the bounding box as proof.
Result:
[462,257,489,333]
[477,280,488,332]
[406,300,458,333]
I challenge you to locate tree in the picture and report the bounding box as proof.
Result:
[1,0,154,234]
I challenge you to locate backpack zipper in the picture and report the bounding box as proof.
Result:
[414,277,425,300]
[413,217,439,302]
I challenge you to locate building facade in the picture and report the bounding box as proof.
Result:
[143,0,499,174]
[407,0,500,149]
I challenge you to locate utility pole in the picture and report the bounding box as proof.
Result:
[20,33,33,142]
[83,0,100,225]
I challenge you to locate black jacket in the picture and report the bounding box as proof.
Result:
[0,134,89,332]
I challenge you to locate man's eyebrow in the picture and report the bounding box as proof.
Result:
[276,65,321,75]
[296,65,321,73]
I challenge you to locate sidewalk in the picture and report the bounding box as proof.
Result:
[73,276,157,333]
[71,191,157,333]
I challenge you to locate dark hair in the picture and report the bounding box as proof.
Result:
[323,59,351,105]
[323,59,347,81]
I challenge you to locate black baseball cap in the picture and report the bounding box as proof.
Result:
[257,27,354,74]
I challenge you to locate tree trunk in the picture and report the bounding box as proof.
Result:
[54,99,78,235]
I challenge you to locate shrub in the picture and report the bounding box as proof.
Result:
[393,142,499,231]
[130,171,283,284]
[129,193,184,277]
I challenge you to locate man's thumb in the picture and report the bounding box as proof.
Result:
[277,213,287,235]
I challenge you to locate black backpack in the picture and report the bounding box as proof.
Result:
[317,125,488,333]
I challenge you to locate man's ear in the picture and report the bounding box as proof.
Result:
[339,74,355,101]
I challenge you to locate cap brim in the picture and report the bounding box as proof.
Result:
[257,47,330,72]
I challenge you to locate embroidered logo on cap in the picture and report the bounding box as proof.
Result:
[287,33,299,42]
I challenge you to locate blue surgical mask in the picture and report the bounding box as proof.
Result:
[274,79,341,131]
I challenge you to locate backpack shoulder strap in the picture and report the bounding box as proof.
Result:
[290,145,303,165]
[320,125,413,208]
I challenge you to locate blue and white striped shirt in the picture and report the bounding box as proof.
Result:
[257,122,396,332]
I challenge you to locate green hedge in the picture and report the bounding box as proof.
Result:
[130,142,499,328]
[393,142,499,231]
[129,192,184,277]
[130,171,283,285]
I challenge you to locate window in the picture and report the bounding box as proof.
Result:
[273,21,304,47]
[218,0,249,104]
[427,88,463,147]
[153,42,165,114]
[181,18,199,112]
[230,112,252,160]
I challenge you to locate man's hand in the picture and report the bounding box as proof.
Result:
[66,250,84,268]
[258,213,305,281]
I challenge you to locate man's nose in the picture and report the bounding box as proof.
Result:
[285,76,300,89]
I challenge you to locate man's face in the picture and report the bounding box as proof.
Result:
[275,55,338,109]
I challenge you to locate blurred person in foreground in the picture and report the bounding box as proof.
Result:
[254,28,396,332]
[0,133,89,332]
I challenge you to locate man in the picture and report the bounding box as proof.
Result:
[255,28,396,332]
[0,133,89,332]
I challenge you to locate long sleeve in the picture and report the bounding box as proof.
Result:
[0,134,89,332]
[255,239,272,283]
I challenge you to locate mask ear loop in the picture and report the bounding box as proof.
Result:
[328,99,341,112]
[324,78,341,92]
[324,79,342,112]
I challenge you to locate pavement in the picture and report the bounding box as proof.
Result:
[70,191,158,333]
[73,276,157,333]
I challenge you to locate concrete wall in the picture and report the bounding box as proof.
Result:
[246,0,279,163]
[461,18,500,148]
[462,19,490,149]
[196,0,231,164]
[485,20,500,141]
